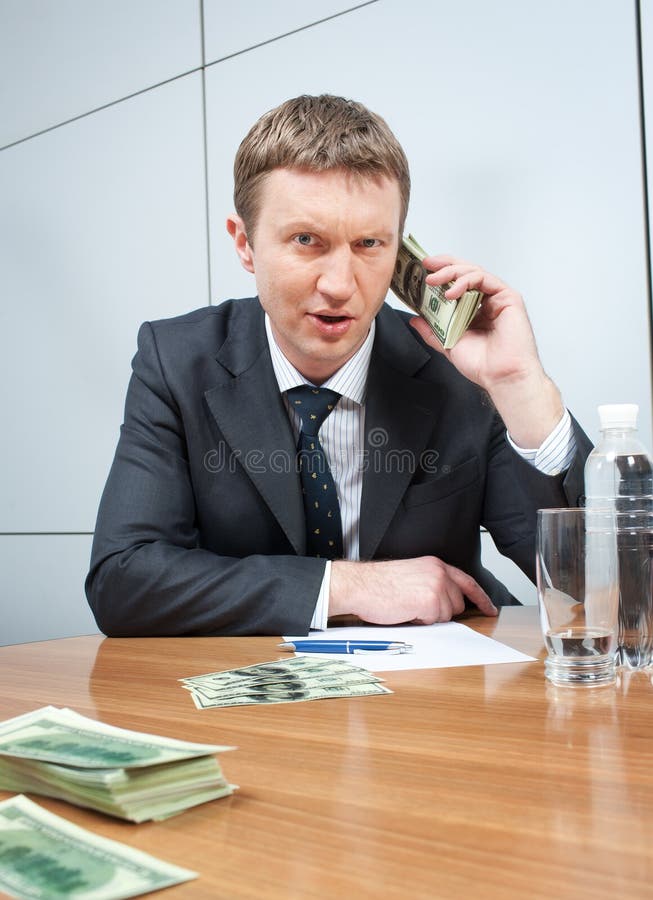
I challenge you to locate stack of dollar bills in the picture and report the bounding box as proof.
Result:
[0,707,235,823]
[390,233,483,349]
[0,794,196,900]
[181,655,392,709]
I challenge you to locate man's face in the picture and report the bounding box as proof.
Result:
[228,167,402,384]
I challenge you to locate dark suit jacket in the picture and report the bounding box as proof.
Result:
[86,299,592,636]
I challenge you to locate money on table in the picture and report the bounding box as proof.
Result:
[0,794,196,900]
[180,655,392,709]
[0,707,235,822]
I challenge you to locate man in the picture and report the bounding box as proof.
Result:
[86,94,591,636]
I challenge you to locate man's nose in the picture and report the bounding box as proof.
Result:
[316,247,356,301]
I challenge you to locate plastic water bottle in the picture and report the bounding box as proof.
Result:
[584,404,653,668]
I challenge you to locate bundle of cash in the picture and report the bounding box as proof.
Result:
[180,655,392,709]
[390,233,483,349]
[0,707,235,822]
[0,794,196,900]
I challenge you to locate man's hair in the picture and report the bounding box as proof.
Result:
[233,94,410,238]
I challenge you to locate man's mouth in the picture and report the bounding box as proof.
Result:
[308,312,354,336]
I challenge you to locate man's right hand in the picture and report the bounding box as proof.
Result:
[329,557,498,625]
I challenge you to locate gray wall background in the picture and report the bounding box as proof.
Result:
[2,0,652,644]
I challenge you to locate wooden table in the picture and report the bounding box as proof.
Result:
[1,607,652,899]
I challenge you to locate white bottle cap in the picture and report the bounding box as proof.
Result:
[598,403,639,430]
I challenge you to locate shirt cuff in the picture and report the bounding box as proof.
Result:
[506,409,577,476]
[309,561,331,631]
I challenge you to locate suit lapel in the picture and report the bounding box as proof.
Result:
[360,306,444,559]
[203,302,306,555]
[202,301,446,560]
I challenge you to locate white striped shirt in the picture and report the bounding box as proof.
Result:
[506,408,575,472]
[264,313,576,629]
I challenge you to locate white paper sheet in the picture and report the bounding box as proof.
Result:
[282,622,536,672]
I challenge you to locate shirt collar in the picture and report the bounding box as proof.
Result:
[264,313,374,406]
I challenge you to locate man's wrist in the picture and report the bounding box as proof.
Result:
[328,560,360,618]
[487,371,565,449]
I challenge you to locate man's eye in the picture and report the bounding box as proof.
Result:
[295,233,313,245]
[360,238,380,248]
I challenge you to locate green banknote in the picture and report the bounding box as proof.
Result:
[189,680,391,709]
[390,233,482,349]
[0,755,234,823]
[181,656,391,709]
[0,794,196,899]
[184,668,382,703]
[0,706,232,767]
[0,708,235,822]
[181,657,378,694]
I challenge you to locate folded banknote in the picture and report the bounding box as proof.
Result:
[390,233,482,349]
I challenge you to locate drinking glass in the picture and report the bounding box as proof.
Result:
[537,508,619,686]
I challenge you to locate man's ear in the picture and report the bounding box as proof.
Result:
[226,214,255,274]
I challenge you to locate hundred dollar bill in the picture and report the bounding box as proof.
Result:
[0,794,196,900]
[0,708,235,822]
[0,706,233,767]
[190,681,392,709]
[186,664,381,696]
[390,233,483,349]
[181,657,376,693]
[180,656,390,709]
[185,669,382,703]
[0,755,234,823]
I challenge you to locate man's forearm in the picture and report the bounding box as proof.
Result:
[485,369,565,450]
[86,541,325,637]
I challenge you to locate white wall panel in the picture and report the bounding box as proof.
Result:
[0,0,201,147]
[2,0,649,621]
[0,73,209,533]
[0,535,98,646]
[202,0,369,63]
[206,0,651,458]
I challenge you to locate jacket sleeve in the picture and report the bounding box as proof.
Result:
[85,322,325,637]
[482,413,592,581]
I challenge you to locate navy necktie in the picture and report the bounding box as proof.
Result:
[287,385,343,559]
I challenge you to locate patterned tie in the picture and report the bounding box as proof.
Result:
[287,385,343,559]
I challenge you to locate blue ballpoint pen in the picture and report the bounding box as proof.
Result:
[278,640,413,654]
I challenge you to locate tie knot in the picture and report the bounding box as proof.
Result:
[287,386,341,436]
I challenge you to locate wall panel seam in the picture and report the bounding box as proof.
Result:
[200,0,213,305]
[203,0,380,68]
[636,0,653,416]
[0,67,203,153]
